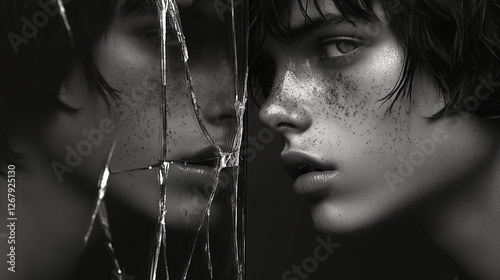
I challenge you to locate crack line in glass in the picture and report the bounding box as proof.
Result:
[84,141,117,246]
[79,0,248,278]
[149,161,171,280]
[55,0,74,48]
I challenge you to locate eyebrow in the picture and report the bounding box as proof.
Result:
[278,13,352,44]
[120,0,158,18]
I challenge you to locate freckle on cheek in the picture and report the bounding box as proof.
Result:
[322,73,369,124]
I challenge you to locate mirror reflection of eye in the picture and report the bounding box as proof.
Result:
[321,40,359,58]
[141,28,179,47]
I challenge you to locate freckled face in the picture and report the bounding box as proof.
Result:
[259,0,499,235]
[43,3,237,228]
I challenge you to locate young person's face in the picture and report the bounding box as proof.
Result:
[259,0,499,235]
[42,1,237,228]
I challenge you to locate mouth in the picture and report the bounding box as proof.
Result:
[282,151,334,180]
[287,164,327,181]
[171,145,234,168]
[281,151,337,197]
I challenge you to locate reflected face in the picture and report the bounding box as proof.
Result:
[43,1,237,226]
[259,0,499,235]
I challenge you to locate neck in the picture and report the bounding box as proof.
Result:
[412,157,500,280]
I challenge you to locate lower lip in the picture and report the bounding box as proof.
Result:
[293,171,338,197]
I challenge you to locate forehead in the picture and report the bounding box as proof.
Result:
[290,0,337,25]
[290,0,386,26]
[119,0,197,17]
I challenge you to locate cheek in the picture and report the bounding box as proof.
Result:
[94,34,211,169]
[313,37,405,126]
[309,67,411,164]
[94,41,163,170]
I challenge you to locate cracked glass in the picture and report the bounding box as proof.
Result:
[67,0,248,279]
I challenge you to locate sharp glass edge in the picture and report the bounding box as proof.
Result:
[159,0,169,162]
[230,1,247,278]
[206,213,214,280]
[84,141,117,246]
[166,0,220,154]
[149,162,170,280]
[100,202,124,280]
[105,241,124,280]
[98,201,112,241]
[55,0,74,49]
[160,162,170,280]
[164,2,219,278]
[73,0,248,278]
[82,141,121,279]
[156,0,248,278]
[151,0,170,279]
[181,162,223,280]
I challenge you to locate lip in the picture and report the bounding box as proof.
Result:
[165,161,229,198]
[171,145,235,168]
[293,170,338,197]
[281,150,337,197]
[169,145,234,195]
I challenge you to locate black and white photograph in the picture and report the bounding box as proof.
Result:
[1,0,499,279]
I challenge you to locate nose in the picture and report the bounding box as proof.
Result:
[259,68,313,135]
[191,57,235,123]
[190,57,238,149]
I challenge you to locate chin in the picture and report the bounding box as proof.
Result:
[309,200,385,237]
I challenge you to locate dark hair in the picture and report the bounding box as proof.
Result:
[0,0,156,170]
[250,0,500,120]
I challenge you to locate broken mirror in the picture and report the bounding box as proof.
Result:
[69,0,248,279]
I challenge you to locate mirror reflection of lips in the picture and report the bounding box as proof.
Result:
[165,145,233,229]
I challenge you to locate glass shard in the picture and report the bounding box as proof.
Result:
[56,0,74,48]
[80,0,248,279]
[84,141,116,247]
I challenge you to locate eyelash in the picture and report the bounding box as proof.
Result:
[319,38,364,67]
[141,28,178,47]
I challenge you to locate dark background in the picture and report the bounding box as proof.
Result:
[245,105,458,280]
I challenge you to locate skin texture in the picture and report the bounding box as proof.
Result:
[45,2,235,227]
[259,1,500,278]
[0,2,239,280]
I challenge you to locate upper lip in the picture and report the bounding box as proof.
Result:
[171,145,235,167]
[281,151,335,180]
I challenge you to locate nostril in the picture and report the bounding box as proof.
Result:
[276,122,296,129]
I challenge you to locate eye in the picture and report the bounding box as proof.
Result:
[141,27,178,47]
[321,39,359,59]
[319,38,365,67]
